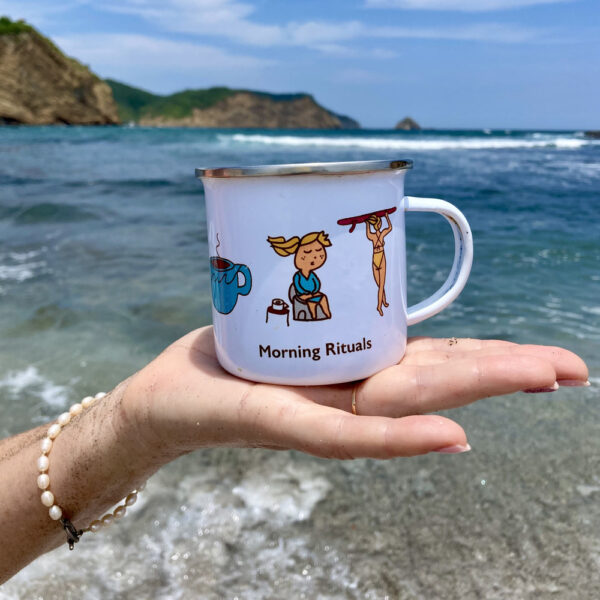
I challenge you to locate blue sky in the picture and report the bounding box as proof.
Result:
[1,0,598,128]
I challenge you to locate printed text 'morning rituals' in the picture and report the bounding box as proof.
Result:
[259,338,372,362]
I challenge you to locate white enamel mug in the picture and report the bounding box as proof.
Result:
[196,159,473,385]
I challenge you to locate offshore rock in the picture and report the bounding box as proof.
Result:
[0,19,119,125]
[395,116,421,130]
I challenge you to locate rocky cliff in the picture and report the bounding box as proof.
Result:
[0,17,119,125]
[108,80,360,129]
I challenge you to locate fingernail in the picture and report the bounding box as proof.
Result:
[523,382,559,393]
[433,443,471,454]
[557,380,590,387]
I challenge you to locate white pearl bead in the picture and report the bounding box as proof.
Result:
[40,437,53,454]
[101,514,114,527]
[47,424,62,439]
[89,520,102,533]
[94,392,106,400]
[81,396,94,408]
[37,455,50,472]
[57,412,71,426]
[49,505,62,520]
[125,492,137,507]
[113,505,127,519]
[69,403,82,416]
[37,474,50,489]
[41,491,55,507]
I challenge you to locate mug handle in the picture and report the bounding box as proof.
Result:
[236,264,252,297]
[404,196,473,326]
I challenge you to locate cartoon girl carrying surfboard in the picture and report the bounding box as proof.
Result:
[338,207,395,316]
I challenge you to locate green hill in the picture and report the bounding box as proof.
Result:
[108,79,245,122]
[105,79,161,122]
[106,79,359,129]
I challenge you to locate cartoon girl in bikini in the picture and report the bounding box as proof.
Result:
[267,231,332,320]
[365,213,392,316]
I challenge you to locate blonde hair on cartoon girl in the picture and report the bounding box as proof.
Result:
[267,231,331,257]
[367,214,382,228]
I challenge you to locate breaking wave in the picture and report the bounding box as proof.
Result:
[221,133,592,151]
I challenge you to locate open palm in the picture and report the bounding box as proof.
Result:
[124,327,588,460]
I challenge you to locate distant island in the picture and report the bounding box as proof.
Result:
[395,117,421,131]
[106,79,360,129]
[0,17,360,129]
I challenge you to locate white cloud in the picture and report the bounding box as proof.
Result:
[98,1,545,45]
[55,33,273,69]
[0,0,551,59]
[335,68,391,84]
[311,43,399,58]
[374,22,543,42]
[53,33,274,89]
[0,0,82,27]
[91,0,547,47]
[101,0,285,46]
[370,47,400,58]
[285,20,364,45]
[365,0,569,11]
[310,43,357,56]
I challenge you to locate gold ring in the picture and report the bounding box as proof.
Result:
[351,385,358,415]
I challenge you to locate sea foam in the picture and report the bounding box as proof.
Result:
[0,248,46,282]
[221,133,592,151]
[0,453,342,600]
[0,366,69,409]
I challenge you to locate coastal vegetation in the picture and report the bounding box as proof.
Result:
[106,80,289,122]
[0,16,34,35]
[106,79,358,128]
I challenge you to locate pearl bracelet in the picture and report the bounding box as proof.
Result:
[37,392,146,550]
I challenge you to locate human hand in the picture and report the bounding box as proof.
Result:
[122,328,589,462]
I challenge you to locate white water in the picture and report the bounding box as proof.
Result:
[221,133,593,151]
[0,453,343,600]
[0,366,69,410]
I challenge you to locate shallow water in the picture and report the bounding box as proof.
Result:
[1,127,599,598]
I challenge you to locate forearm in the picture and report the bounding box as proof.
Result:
[0,378,169,584]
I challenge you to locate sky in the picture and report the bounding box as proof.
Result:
[1,0,599,129]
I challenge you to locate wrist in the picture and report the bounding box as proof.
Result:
[119,364,191,460]
[119,346,245,455]
[48,381,166,529]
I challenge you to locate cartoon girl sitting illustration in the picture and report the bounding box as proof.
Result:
[267,231,332,321]
[366,213,392,316]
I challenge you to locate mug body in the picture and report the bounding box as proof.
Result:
[199,160,412,385]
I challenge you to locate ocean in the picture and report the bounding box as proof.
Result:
[0,127,599,598]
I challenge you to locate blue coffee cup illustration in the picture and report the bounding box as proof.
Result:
[210,256,252,315]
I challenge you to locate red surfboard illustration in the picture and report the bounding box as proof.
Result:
[337,206,397,232]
